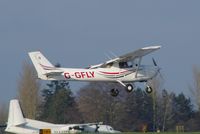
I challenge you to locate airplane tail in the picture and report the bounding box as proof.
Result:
[29,51,55,80]
[6,99,26,128]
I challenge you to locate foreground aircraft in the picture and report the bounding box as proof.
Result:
[29,46,161,96]
[4,99,120,134]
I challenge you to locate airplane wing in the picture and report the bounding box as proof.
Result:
[70,122,103,128]
[67,122,103,131]
[119,45,161,62]
[89,45,161,68]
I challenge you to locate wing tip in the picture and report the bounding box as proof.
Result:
[142,45,161,50]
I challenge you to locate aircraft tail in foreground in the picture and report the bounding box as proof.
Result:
[5,99,120,134]
[7,99,26,127]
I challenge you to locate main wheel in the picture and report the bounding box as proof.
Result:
[145,86,153,94]
[126,84,134,92]
[110,88,119,97]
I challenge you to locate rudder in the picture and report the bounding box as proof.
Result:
[29,51,55,80]
[7,99,26,128]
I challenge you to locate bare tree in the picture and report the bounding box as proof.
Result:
[0,103,7,123]
[17,61,40,119]
[148,75,164,132]
[77,82,126,129]
[189,65,200,110]
[0,103,8,134]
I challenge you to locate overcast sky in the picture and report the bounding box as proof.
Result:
[0,0,200,104]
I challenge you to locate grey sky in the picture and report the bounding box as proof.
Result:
[0,0,200,104]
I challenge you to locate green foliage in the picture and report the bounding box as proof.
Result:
[121,88,154,131]
[39,77,81,123]
[12,63,200,132]
[173,93,194,123]
[77,82,195,132]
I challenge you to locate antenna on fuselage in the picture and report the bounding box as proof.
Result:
[109,51,118,58]
[104,50,118,60]
[104,53,112,60]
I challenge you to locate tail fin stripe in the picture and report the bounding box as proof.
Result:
[28,51,56,80]
[39,64,56,70]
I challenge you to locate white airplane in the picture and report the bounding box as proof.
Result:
[4,99,120,134]
[29,46,161,96]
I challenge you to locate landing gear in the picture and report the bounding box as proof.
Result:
[95,124,99,132]
[145,85,153,94]
[110,88,119,97]
[110,83,135,97]
[126,84,134,92]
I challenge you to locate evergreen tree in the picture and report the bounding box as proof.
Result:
[173,93,194,125]
[39,64,81,123]
[123,88,153,131]
[77,82,126,130]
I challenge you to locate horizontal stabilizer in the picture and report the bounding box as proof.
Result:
[45,71,64,78]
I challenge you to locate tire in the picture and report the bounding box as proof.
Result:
[126,84,134,92]
[145,86,153,94]
[110,88,119,97]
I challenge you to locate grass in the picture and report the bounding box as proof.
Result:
[82,132,200,134]
[123,132,200,134]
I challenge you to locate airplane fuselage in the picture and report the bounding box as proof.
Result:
[29,46,161,96]
[43,65,159,83]
[6,119,118,134]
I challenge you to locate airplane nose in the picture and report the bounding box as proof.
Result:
[149,66,160,78]
[155,66,160,75]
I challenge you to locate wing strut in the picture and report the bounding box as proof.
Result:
[116,80,126,87]
[135,57,142,78]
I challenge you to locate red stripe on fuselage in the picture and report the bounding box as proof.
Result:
[99,70,129,75]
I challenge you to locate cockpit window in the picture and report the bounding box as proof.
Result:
[105,63,113,68]
[119,61,132,68]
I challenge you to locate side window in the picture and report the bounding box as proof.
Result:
[119,62,128,68]
[127,61,133,68]
[119,62,132,68]
[105,63,113,68]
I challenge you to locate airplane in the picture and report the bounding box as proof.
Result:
[4,99,120,134]
[29,46,161,97]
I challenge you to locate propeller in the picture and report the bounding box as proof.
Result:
[152,58,164,80]
[152,58,157,66]
[94,122,103,132]
[95,124,100,132]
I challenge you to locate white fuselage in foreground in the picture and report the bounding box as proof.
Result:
[6,100,120,134]
[6,119,81,134]
[6,119,119,134]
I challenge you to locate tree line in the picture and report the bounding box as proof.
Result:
[1,62,200,132]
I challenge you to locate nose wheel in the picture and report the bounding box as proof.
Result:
[145,85,153,94]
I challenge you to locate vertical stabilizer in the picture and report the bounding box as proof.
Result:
[29,51,55,80]
[7,99,26,127]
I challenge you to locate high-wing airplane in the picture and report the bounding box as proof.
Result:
[29,46,161,97]
[4,99,120,134]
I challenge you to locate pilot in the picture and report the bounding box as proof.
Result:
[119,62,128,68]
